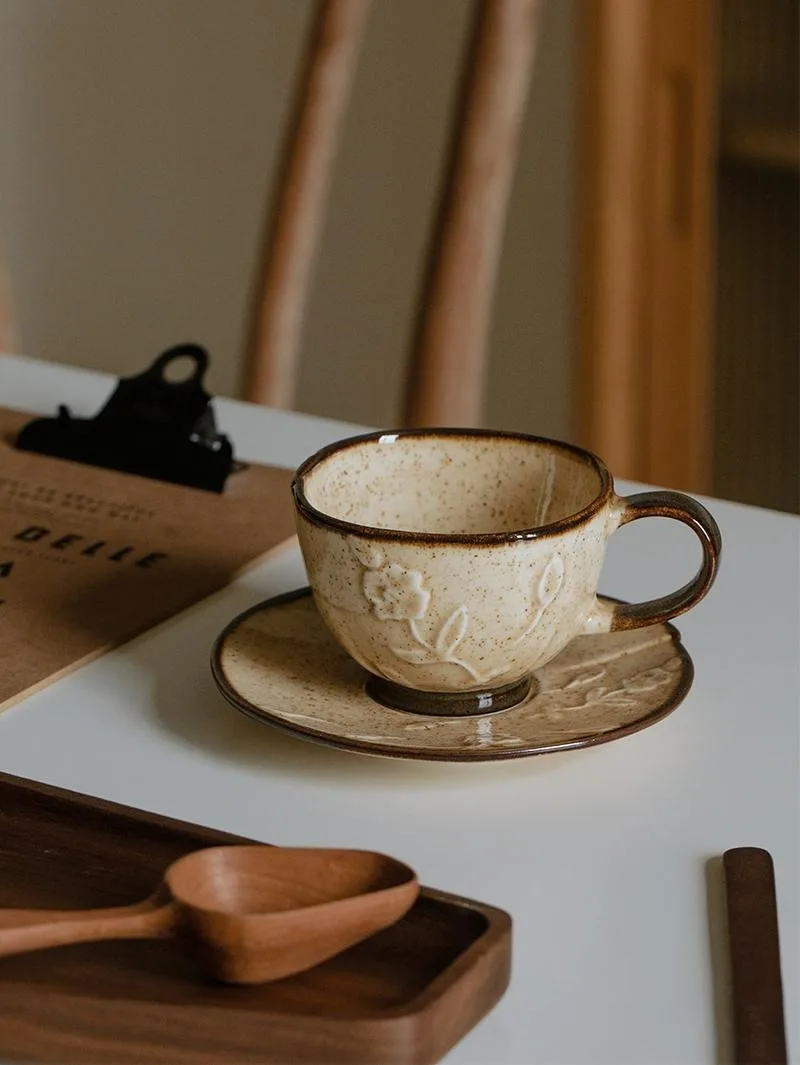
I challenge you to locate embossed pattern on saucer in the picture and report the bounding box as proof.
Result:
[211,589,694,762]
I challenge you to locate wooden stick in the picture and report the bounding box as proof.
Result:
[723,848,788,1065]
[404,0,543,428]
[244,0,369,408]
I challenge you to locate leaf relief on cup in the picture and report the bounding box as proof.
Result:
[349,539,565,686]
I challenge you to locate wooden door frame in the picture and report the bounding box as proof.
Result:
[575,0,717,493]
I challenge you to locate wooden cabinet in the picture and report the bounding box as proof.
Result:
[576,0,798,511]
[714,0,799,513]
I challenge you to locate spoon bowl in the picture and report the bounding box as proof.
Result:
[0,845,419,984]
[166,846,419,982]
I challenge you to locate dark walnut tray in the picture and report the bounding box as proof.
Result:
[0,772,512,1064]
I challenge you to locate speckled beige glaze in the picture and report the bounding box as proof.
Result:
[214,592,693,761]
[294,433,625,693]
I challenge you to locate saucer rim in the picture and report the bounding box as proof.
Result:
[211,588,694,763]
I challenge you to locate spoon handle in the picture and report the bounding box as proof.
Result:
[0,898,175,959]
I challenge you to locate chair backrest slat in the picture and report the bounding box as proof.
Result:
[404,0,543,427]
[245,0,370,408]
[0,258,16,354]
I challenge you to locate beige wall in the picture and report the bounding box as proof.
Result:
[0,0,577,439]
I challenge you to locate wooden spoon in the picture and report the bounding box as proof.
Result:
[0,845,419,984]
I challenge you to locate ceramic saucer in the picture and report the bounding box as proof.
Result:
[211,589,694,762]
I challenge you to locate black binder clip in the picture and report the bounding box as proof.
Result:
[15,344,240,493]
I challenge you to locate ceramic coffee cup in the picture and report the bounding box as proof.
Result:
[292,430,721,716]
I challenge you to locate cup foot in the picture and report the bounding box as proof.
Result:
[365,675,534,717]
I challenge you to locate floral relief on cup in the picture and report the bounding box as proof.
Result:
[349,540,565,686]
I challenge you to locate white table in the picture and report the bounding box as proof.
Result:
[0,353,798,1064]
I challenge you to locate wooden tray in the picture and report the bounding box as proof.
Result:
[0,772,512,1064]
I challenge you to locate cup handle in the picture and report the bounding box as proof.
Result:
[584,491,722,633]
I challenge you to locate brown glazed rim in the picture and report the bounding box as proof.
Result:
[210,588,695,764]
[292,428,614,544]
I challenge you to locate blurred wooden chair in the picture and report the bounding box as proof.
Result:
[0,1,720,496]
[0,257,15,354]
[247,0,720,495]
[244,0,544,427]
